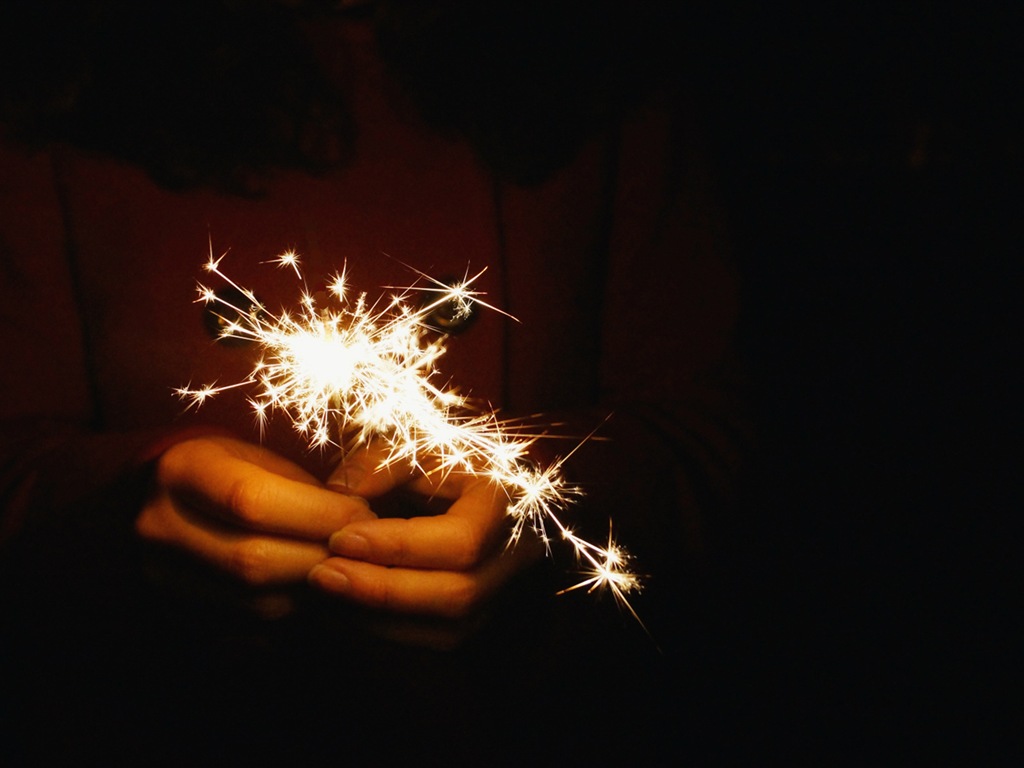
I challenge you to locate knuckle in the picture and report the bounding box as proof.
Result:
[133,506,163,542]
[449,520,487,570]
[227,476,266,525]
[367,524,405,565]
[441,578,480,619]
[391,534,410,566]
[134,496,179,545]
[154,443,188,487]
[228,538,274,585]
[364,575,394,610]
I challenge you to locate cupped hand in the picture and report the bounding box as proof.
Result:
[136,435,375,587]
[309,441,542,619]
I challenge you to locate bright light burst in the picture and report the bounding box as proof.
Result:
[177,247,642,612]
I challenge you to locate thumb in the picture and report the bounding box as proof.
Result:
[326,459,368,495]
[326,440,413,498]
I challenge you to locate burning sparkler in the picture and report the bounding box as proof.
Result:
[178,247,642,616]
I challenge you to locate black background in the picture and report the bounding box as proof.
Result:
[689,2,1020,762]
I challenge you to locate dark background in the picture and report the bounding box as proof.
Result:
[687,2,1020,762]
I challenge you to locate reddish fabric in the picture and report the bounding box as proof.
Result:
[0,22,744,564]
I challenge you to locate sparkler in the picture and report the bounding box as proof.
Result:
[178,247,642,617]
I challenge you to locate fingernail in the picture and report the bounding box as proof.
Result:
[329,530,370,559]
[309,564,350,593]
[327,465,366,494]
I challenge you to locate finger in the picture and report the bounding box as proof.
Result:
[159,439,375,539]
[326,439,416,497]
[137,493,331,586]
[222,437,324,486]
[328,479,509,570]
[326,439,474,501]
[309,539,539,619]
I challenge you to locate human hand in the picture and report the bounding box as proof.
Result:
[309,441,543,621]
[136,435,375,592]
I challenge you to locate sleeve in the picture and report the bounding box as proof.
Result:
[0,138,95,545]
[563,92,752,612]
[0,139,225,552]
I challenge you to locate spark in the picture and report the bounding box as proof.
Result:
[266,248,304,279]
[178,249,642,611]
